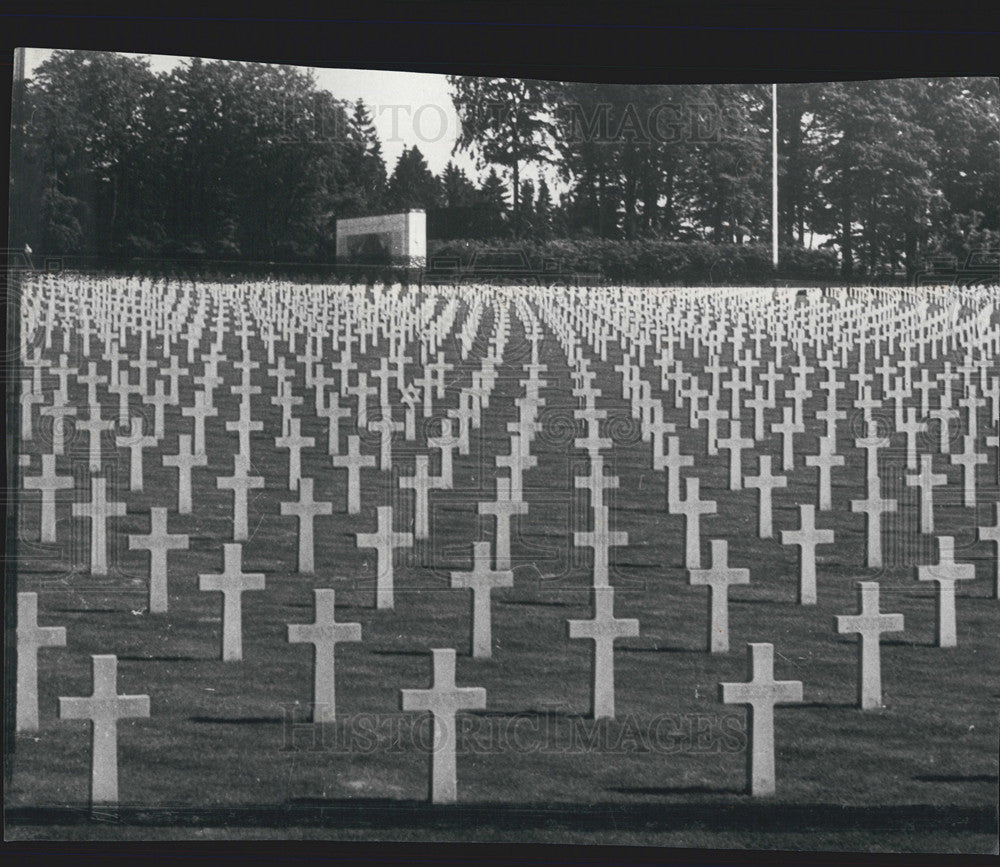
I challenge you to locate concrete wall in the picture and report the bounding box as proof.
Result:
[335,210,426,267]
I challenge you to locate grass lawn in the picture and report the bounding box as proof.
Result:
[6,282,999,852]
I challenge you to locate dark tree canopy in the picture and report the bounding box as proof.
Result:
[9,51,997,278]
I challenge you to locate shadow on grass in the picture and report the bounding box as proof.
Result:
[498,599,575,608]
[118,656,204,663]
[786,701,857,710]
[617,644,701,654]
[466,709,585,720]
[608,785,743,796]
[914,774,997,784]
[5,801,995,834]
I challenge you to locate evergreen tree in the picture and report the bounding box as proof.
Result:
[385,145,441,211]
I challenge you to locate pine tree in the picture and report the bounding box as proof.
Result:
[385,145,441,211]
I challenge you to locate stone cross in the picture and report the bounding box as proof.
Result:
[744,455,787,539]
[771,406,804,473]
[332,435,376,515]
[781,504,835,604]
[128,507,189,613]
[288,589,361,723]
[688,539,750,652]
[897,408,927,472]
[72,476,126,576]
[217,455,265,542]
[574,505,628,588]
[280,477,332,573]
[804,436,844,511]
[496,434,537,502]
[275,417,315,491]
[317,393,351,456]
[719,419,754,491]
[17,591,66,731]
[356,506,413,609]
[978,506,1000,598]
[450,541,514,658]
[400,648,486,804]
[40,403,76,456]
[567,586,639,720]
[368,409,404,471]
[719,642,803,797]
[698,399,728,456]
[181,389,217,456]
[400,455,447,540]
[77,406,115,473]
[850,486,898,569]
[834,581,904,709]
[162,434,207,515]
[428,419,460,488]
[116,417,158,493]
[198,543,266,661]
[674,476,717,569]
[917,536,975,647]
[23,453,74,543]
[225,399,263,459]
[477,476,528,571]
[346,371,375,429]
[950,434,986,508]
[660,436,695,510]
[58,654,150,805]
[855,418,888,485]
[575,457,619,512]
[906,454,947,534]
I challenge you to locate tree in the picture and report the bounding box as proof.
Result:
[19,49,157,257]
[440,160,479,208]
[810,80,938,279]
[449,76,555,237]
[476,167,509,238]
[342,98,387,216]
[385,146,441,211]
[534,177,553,239]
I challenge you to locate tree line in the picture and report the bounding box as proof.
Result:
[9,51,998,278]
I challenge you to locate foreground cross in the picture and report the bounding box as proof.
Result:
[356,506,413,609]
[72,476,126,576]
[477,476,528,571]
[450,541,514,658]
[288,589,361,723]
[128,507,189,613]
[58,654,150,806]
[400,648,486,804]
[917,536,975,647]
[280,478,333,573]
[781,505,835,605]
[23,453,73,543]
[978,506,1000,598]
[332,435,376,515]
[688,539,750,653]
[567,586,639,719]
[834,582,904,709]
[198,544,266,661]
[17,591,67,731]
[719,642,803,797]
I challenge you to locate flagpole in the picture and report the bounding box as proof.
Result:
[772,82,779,272]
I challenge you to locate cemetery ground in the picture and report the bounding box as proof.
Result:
[6,282,999,852]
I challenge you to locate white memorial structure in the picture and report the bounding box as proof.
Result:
[335,209,427,268]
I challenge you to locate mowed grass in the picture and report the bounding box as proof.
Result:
[7,287,1000,852]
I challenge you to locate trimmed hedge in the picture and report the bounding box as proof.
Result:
[428,238,839,285]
